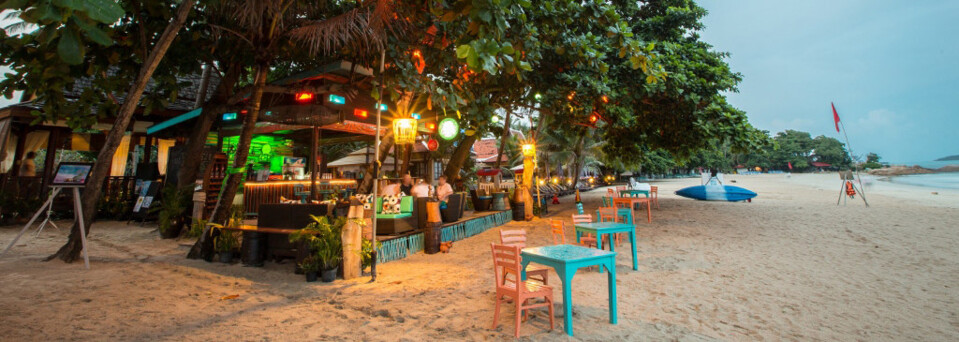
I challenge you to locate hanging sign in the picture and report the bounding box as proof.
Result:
[427,139,439,151]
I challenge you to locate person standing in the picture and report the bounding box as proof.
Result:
[20,151,37,177]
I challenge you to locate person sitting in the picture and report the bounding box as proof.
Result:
[20,151,37,177]
[397,174,414,196]
[411,179,431,198]
[382,182,401,196]
[436,175,454,202]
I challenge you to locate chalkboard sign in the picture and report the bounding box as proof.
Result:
[164,145,187,186]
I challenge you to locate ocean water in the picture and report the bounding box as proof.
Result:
[896,160,959,169]
[889,172,959,190]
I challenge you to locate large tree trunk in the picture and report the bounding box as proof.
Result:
[186,63,267,261]
[443,134,478,190]
[208,63,268,225]
[493,109,511,171]
[48,0,196,263]
[398,143,412,176]
[357,132,394,194]
[176,65,239,190]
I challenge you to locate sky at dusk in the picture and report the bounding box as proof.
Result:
[698,0,959,163]
[3,3,957,163]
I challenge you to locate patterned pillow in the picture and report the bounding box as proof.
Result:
[355,194,373,210]
[382,194,402,214]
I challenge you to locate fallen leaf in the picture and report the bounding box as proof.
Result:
[220,294,240,301]
[390,281,402,285]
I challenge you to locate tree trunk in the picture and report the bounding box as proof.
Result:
[209,62,269,224]
[357,132,394,194]
[493,110,511,171]
[570,132,586,188]
[47,0,196,263]
[176,65,239,190]
[398,143,412,176]
[186,62,267,261]
[443,134,478,190]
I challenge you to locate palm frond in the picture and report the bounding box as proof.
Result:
[286,0,396,57]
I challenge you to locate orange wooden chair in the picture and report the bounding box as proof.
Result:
[490,243,555,337]
[571,214,598,248]
[607,187,617,198]
[598,207,625,246]
[499,229,549,285]
[650,185,659,209]
[549,220,567,244]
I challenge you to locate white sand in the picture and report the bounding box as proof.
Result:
[1,174,957,341]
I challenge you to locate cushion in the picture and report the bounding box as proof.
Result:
[399,196,413,212]
[382,194,402,214]
[355,194,374,210]
[376,213,412,219]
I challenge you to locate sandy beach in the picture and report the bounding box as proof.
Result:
[1,173,957,341]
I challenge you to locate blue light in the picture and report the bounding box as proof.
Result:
[328,94,346,105]
[379,104,388,111]
[411,113,421,119]
[222,112,238,121]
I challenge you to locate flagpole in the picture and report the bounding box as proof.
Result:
[834,103,865,196]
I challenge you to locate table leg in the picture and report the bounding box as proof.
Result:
[596,234,605,274]
[629,230,638,271]
[575,229,581,244]
[605,259,618,324]
[555,266,576,336]
[521,260,530,281]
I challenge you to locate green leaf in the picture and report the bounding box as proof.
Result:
[455,44,471,59]
[79,0,125,24]
[56,28,84,65]
[0,0,28,10]
[72,17,113,46]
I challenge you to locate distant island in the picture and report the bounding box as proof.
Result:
[935,155,959,161]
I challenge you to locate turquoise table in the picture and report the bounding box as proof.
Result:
[574,221,639,272]
[521,245,617,337]
[619,189,649,198]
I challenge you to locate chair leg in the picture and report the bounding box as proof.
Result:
[515,299,523,337]
[491,295,502,329]
[547,297,555,331]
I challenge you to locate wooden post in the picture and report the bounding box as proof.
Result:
[310,126,318,200]
[10,126,28,179]
[341,204,365,279]
[142,135,153,164]
[40,128,61,193]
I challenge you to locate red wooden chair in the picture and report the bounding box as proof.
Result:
[490,243,555,337]
[499,229,549,285]
[650,185,659,209]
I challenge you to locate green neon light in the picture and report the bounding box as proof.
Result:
[328,94,346,105]
[438,118,459,140]
[222,112,238,121]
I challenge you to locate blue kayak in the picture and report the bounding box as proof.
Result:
[675,185,757,202]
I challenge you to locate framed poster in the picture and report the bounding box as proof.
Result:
[51,162,94,186]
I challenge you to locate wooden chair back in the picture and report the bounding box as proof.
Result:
[491,243,522,292]
[598,207,618,222]
[549,220,566,245]
[499,229,528,249]
[571,214,592,224]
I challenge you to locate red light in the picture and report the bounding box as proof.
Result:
[240,109,248,114]
[353,108,369,119]
[295,92,314,103]
[426,122,436,131]
[567,91,575,101]
[427,139,438,151]
[601,95,609,104]
[589,113,600,123]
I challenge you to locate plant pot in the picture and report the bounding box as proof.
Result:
[305,271,318,282]
[218,251,234,263]
[160,217,184,239]
[321,267,338,282]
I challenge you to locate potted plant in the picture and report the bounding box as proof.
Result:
[154,186,192,239]
[214,230,239,263]
[290,215,344,283]
[299,256,320,282]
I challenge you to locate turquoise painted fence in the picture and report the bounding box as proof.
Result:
[376,210,513,264]
[440,210,513,242]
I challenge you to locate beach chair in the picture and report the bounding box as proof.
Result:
[499,229,549,285]
[490,243,555,337]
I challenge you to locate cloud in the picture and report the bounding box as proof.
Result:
[856,109,896,129]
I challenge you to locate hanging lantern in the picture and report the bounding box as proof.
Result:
[412,49,426,74]
[393,118,417,145]
[521,143,536,158]
[427,138,439,151]
[295,92,315,103]
[353,108,369,119]
[438,118,459,140]
[601,95,609,104]
[567,91,575,101]
[425,122,437,132]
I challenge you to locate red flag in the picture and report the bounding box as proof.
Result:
[788,162,793,170]
[831,102,841,133]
